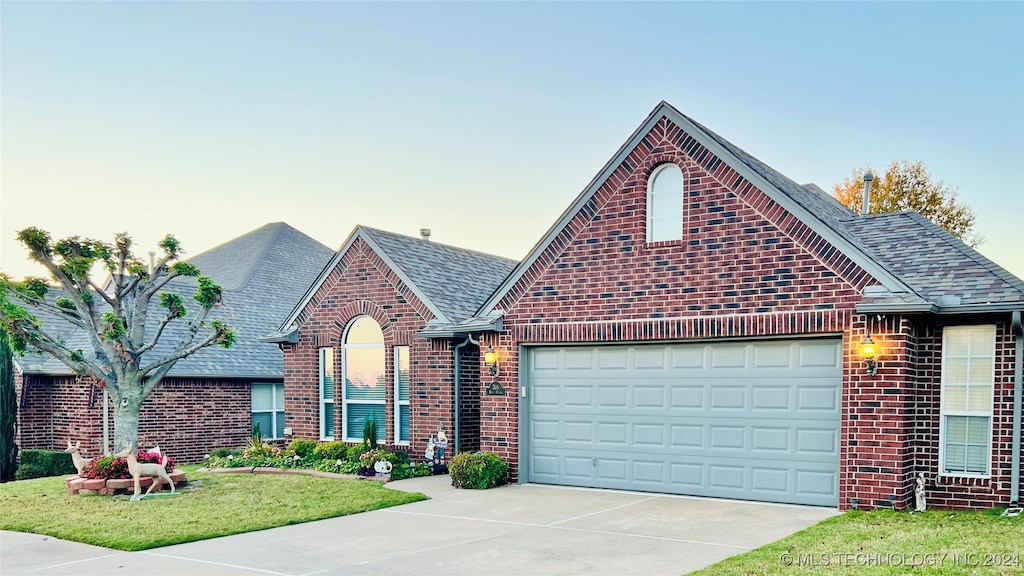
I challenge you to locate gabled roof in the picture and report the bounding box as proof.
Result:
[845,212,1024,313]
[476,101,1022,316]
[266,226,517,341]
[20,222,334,377]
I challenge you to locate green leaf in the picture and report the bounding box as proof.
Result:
[194,276,223,308]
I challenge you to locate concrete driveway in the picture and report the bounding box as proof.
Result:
[1,475,837,575]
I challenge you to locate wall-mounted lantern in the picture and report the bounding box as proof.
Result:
[483,345,500,377]
[861,334,878,376]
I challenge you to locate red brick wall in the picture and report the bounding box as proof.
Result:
[911,316,1022,509]
[841,315,917,510]
[281,238,453,453]
[457,343,481,453]
[16,375,254,463]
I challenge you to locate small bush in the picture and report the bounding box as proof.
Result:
[363,413,380,449]
[82,456,130,480]
[312,440,348,461]
[449,452,508,490]
[347,443,367,463]
[288,438,317,458]
[14,463,47,480]
[210,447,241,458]
[391,462,433,481]
[392,449,411,465]
[18,449,75,477]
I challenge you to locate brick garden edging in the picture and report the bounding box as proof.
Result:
[65,470,188,496]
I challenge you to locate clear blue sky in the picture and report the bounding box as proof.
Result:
[2,2,1022,280]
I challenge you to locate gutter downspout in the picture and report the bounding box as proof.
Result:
[1011,311,1023,506]
[453,334,480,455]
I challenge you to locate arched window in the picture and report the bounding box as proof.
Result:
[342,316,386,442]
[647,163,683,242]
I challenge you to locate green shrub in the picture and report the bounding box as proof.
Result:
[391,462,433,481]
[363,413,380,449]
[392,449,411,465]
[288,438,317,458]
[18,449,75,477]
[358,448,396,468]
[346,443,367,463]
[313,458,360,474]
[312,440,348,461]
[14,463,46,480]
[449,452,508,490]
[210,447,241,458]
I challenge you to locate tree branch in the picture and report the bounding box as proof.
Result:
[135,311,176,356]
[6,290,89,332]
[86,278,117,310]
[140,327,222,395]
[15,323,114,383]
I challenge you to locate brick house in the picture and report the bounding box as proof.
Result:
[262,226,517,453]
[273,102,1022,510]
[14,222,334,462]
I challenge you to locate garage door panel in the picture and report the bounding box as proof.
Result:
[525,339,841,506]
[751,427,790,451]
[797,386,839,411]
[752,387,790,410]
[710,387,746,409]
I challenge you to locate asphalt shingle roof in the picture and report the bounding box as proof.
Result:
[21,222,334,377]
[361,227,518,323]
[843,212,1024,307]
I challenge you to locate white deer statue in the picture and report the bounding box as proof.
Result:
[64,440,88,476]
[113,444,175,498]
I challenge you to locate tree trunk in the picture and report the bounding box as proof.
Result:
[112,389,143,453]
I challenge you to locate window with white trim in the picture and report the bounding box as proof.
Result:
[319,347,335,440]
[940,325,995,476]
[647,163,683,243]
[394,346,410,445]
[342,316,386,443]
[251,382,284,440]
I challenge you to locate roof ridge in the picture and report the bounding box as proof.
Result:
[211,222,287,292]
[360,226,519,265]
[904,212,1024,293]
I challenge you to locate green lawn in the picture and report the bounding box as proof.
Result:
[0,466,426,551]
[690,508,1024,576]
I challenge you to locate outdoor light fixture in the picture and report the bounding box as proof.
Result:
[484,345,500,377]
[862,334,878,376]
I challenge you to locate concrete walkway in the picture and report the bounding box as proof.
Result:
[1,475,837,575]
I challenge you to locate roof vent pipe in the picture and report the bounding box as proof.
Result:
[420,228,431,241]
[861,172,874,216]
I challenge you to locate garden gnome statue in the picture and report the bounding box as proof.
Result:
[435,428,448,463]
[915,473,927,512]
[425,437,436,463]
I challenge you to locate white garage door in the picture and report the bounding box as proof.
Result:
[524,338,841,506]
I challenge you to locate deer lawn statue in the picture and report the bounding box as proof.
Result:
[64,440,88,476]
[114,444,175,498]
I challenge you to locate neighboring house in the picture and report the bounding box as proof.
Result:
[262,226,517,453]
[14,222,334,462]
[272,101,1022,511]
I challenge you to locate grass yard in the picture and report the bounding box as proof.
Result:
[0,466,426,551]
[690,508,1024,576]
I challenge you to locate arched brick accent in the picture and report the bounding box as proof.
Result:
[328,300,393,345]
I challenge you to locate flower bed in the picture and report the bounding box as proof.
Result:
[65,469,187,496]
